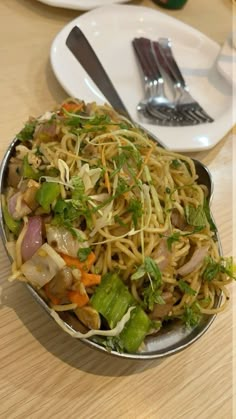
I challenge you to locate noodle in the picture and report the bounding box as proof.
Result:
[2,98,235,351]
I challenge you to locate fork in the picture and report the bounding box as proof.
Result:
[147,38,214,125]
[133,38,200,126]
[132,37,179,125]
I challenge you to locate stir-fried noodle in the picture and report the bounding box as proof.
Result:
[1,99,234,352]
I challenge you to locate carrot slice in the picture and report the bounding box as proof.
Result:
[62,102,84,113]
[101,145,111,194]
[81,272,101,287]
[67,290,89,307]
[60,252,96,271]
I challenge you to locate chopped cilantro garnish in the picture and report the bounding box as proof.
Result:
[167,232,181,251]
[181,304,201,328]
[16,121,37,142]
[178,279,196,296]
[127,198,143,228]
[114,215,128,227]
[185,204,207,228]
[203,198,217,233]
[131,257,163,311]
[203,256,236,282]
[171,159,181,169]
[77,247,92,262]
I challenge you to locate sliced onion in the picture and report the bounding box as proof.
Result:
[177,246,208,277]
[34,121,57,139]
[21,243,66,289]
[8,192,31,220]
[21,216,43,262]
[46,225,88,257]
[152,238,170,271]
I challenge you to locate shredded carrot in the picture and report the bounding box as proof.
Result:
[60,252,96,271]
[44,283,61,305]
[81,272,101,287]
[101,145,111,194]
[67,290,89,307]
[62,102,84,113]
[137,145,154,180]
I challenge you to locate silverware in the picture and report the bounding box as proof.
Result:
[66,26,131,120]
[0,26,220,361]
[133,37,188,126]
[132,37,171,124]
[147,38,214,125]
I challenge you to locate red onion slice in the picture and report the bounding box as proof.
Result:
[8,192,31,220]
[21,216,43,262]
[177,246,208,277]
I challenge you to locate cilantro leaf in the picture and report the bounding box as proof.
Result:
[77,247,92,262]
[167,232,181,251]
[203,256,236,282]
[144,257,162,285]
[182,304,201,328]
[131,257,163,311]
[71,176,86,200]
[127,198,143,228]
[131,265,146,281]
[16,121,37,142]
[203,198,217,233]
[143,288,165,311]
[131,257,162,285]
[185,204,207,228]
[178,279,196,296]
[114,215,128,227]
[171,159,181,169]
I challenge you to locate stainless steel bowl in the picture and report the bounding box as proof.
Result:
[0,135,222,360]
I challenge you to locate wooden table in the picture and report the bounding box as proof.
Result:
[0,1,234,418]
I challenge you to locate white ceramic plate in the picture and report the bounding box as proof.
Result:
[37,0,129,11]
[50,5,235,152]
[216,33,236,86]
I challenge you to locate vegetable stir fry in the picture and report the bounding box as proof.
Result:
[1,99,235,353]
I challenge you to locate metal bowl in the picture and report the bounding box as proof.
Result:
[0,135,222,360]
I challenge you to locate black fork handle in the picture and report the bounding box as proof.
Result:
[157,38,186,88]
[132,37,163,81]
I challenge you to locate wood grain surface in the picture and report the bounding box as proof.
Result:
[0,1,235,418]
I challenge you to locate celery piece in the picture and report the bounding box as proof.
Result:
[90,273,134,328]
[2,204,22,235]
[119,306,151,353]
[36,182,60,212]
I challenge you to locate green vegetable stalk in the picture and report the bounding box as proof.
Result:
[91,273,151,353]
[2,203,22,235]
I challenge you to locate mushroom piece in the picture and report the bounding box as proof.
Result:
[46,267,73,301]
[74,306,101,330]
[149,292,174,320]
[22,180,40,210]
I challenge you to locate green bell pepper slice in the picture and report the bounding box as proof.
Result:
[119,306,151,353]
[2,203,22,236]
[23,155,41,181]
[91,272,134,328]
[36,182,60,212]
[90,272,152,353]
